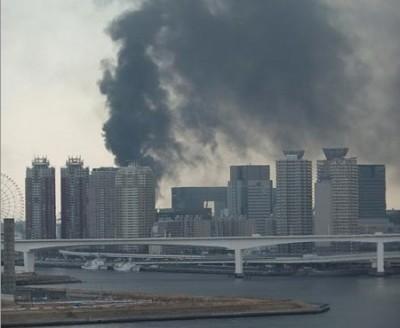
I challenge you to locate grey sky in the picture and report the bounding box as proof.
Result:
[1,0,399,212]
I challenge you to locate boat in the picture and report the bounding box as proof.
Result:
[113,261,141,272]
[81,258,107,270]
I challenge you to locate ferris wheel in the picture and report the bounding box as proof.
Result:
[1,173,24,221]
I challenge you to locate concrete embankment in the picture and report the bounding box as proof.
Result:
[1,289,329,327]
[14,272,81,285]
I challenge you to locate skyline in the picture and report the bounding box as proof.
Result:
[2,0,400,209]
[2,145,399,213]
[18,149,395,213]
[2,2,400,326]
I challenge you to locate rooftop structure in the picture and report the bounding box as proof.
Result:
[61,157,89,239]
[31,157,50,166]
[322,148,349,160]
[282,150,305,160]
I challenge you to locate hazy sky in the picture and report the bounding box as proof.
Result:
[2,0,399,213]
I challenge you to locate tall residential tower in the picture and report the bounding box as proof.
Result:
[25,157,56,239]
[87,167,118,238]
[61,157,89,239]
[314,148,359,236]
[275,150,313,236]
[114,164,156,239]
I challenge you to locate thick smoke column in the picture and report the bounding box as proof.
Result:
[99,0,398,183]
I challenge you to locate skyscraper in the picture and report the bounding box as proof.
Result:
[87,167,118,238]
[314,148,359,237]
[61,157,89,239]
[358,165,386,221]
[275,150,313,237]
[25,157,56,239]
[227,165,273,235]
[114,164,156,239]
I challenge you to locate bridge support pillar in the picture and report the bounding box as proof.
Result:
[234,249,244,278]
[376,242,384,275]
[23,251,35,272]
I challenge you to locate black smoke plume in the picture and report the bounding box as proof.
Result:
[99,0,398,183]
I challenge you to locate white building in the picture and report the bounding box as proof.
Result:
[114,164,156,240]
[275,150,312,236]
[315,148,359,236]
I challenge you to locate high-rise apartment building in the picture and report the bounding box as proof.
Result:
[314,148,359,236]
[61,157,89,239]
[114,164,156,239]
[25,157,56,239]
[358,165,386,221]
[87,167,118,238]
[227,165,273,235]
[275,150,313,237]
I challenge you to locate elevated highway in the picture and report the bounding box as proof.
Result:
[5,234,400,276]
[58,250,400,264]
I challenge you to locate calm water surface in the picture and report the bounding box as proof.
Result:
[36,267,400,328]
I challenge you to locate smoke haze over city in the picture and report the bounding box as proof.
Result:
[3,3,400,327]
[100,0,399,184]
[2,0,400,207]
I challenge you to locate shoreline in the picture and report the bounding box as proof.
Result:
[36,261,398,277]
[2,304,330,327]
[2,288,329,327]
[14,272,81,285]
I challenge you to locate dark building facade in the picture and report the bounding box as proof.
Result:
[387,209,400,224]
[61,157,89,239]
[87,167,118,238]
[227,165,273,235]
[387,210,400,232]
[358,165,386,221]
[25,157,56,239]
[171,187,227,217]
[2,219,16,295]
